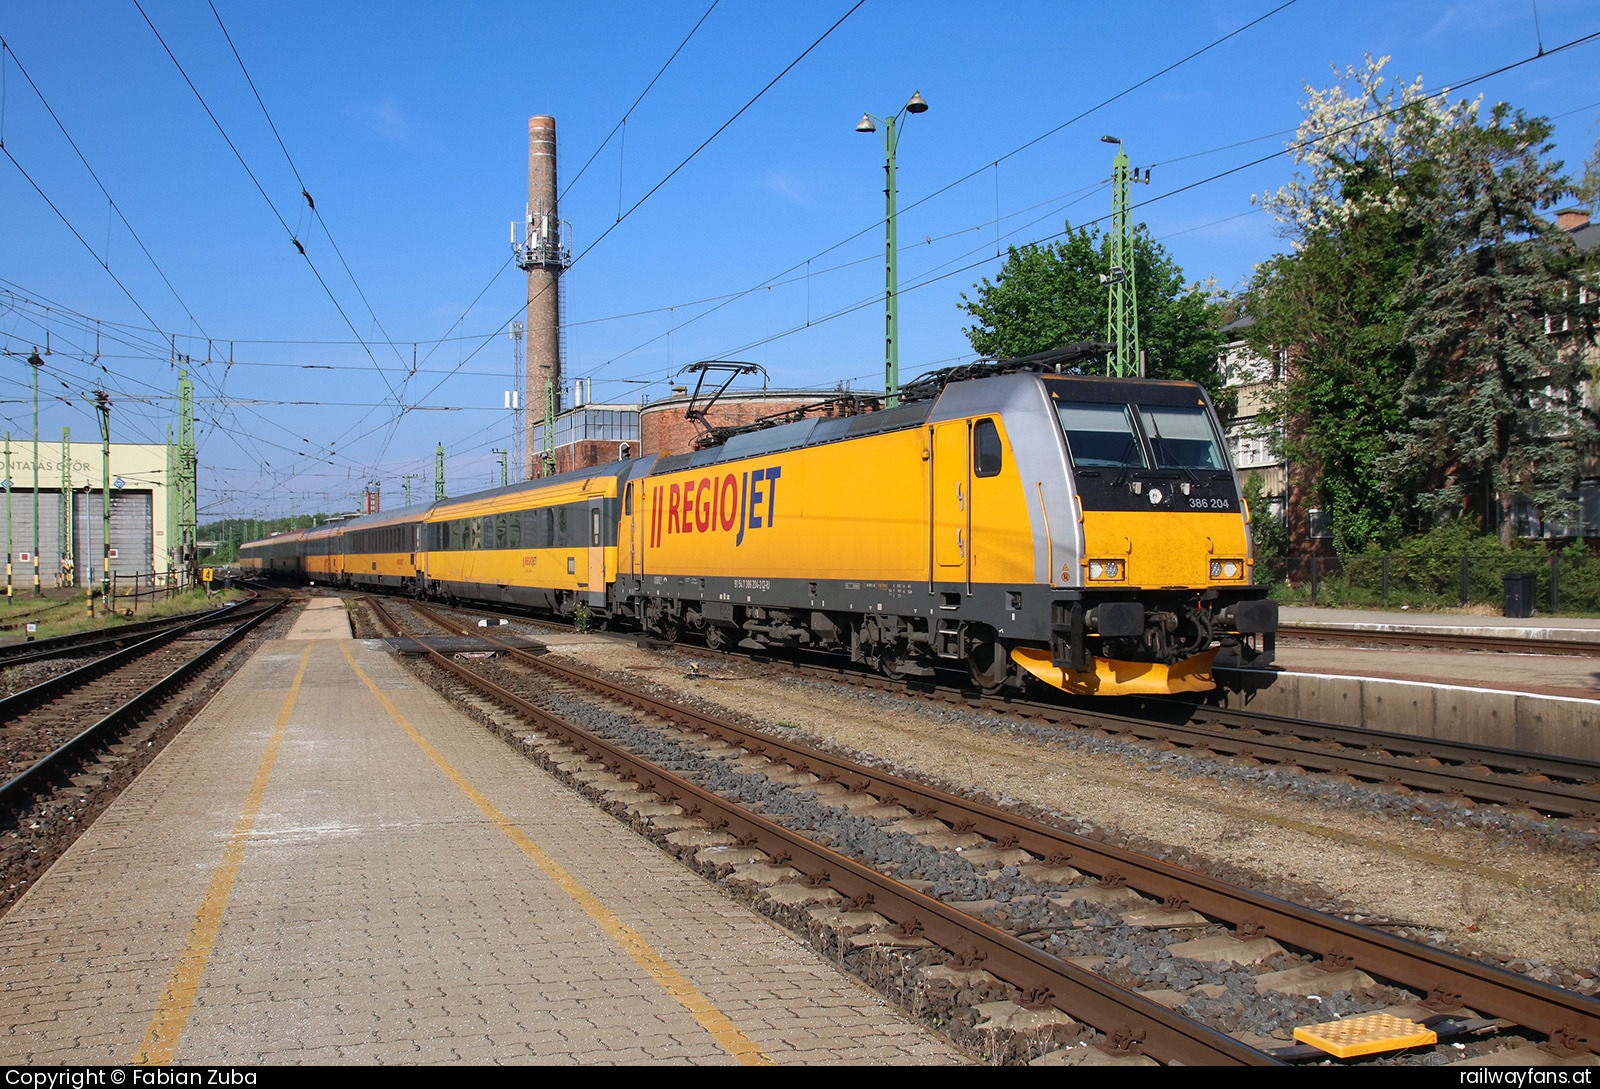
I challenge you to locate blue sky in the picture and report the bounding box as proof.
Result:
[2,1,1597,520]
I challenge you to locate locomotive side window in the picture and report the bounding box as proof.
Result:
[1056,403,1147,468]
[1137,405,1227,471]
[973,419,1003,477]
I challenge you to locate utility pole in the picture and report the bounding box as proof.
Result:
[509,321,525,480]
[540,380,557,478]
[28,349,42,595]
[435,444,446,500]
[402,473,415,506]
[4,433,11,603]
[60,428,72,587]
[1100,137,1150,378]
[92,389,111,612]
[177,368,198,583]
[492,448,509,487]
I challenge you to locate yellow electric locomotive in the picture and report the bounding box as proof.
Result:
[615,349,1276,697]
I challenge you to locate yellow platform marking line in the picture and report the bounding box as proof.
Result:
[133,640,315,1065]
[336,641,773,1067]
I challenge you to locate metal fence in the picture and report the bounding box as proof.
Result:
[1258,553,1600,613]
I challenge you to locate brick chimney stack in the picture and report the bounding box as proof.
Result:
[1556,207,1592,231]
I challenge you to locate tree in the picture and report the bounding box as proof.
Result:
[958,223,1225,395]
[1379,105,1597,547]
[1246,56,1477,552]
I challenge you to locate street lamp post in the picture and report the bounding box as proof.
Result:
[856,91,928,409]
[28,350,42,596]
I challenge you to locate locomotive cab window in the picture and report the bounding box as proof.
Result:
[1137,405,1227,471]
[973,419,1003,477]
[1056,403,1147,469]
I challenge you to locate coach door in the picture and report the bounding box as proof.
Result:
[930,421,971,587]
[584,499,604,595]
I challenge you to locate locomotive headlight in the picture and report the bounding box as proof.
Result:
[1209,558,1244,580]
[1087,559,1125,581]
[1147,487,1165,505]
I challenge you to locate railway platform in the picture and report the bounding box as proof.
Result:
[1221,605,1600,761]
[0,611,966,1065]
[1273,605,1600,695]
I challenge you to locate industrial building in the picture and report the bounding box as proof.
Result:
[1,441,183,587]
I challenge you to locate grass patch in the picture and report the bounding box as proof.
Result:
[0,588,243,641]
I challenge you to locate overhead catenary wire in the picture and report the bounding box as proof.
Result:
[15,11,1600,514]
[132,0,401,406]
[204,0,410,377]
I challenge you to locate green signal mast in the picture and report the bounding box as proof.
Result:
[1101,136,1150,378]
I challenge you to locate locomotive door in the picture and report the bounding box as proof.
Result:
[930,421,971,585]
[626,482,640,580]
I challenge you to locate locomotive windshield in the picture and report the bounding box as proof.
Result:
[1055,397,1229,474]
[1137,404,1227,471]
[1056,402,1147,468]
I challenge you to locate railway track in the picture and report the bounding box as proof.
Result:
[358,595,1600,1067]
[1278,623,1600,659]
[0,590,271,672]
[408,597,1600,827]
[0,587,291,913]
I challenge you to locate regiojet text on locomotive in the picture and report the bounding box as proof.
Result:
[651,465,782,546]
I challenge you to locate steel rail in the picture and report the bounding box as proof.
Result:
[399,595,1600,814]
[0,601,275,723]
[0,596,284,812]
[649,638,1600,819]
[390,599,1600,1058]
[0,590,260,668]
[366,599,1270,1066]
[1280,624,1600,659]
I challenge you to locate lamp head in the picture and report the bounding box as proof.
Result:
[855,113,876,133]
[1101,135,1120,145]
[905,90,928,114]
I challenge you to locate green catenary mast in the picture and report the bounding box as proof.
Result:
[1101,137,1150,378]
[177,368,198,582]
[60,428,72,586]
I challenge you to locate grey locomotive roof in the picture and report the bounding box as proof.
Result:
[647,400,935,475]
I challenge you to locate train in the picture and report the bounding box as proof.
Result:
[241,348,1278,697]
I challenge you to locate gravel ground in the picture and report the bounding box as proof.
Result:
[535,631,1600,992]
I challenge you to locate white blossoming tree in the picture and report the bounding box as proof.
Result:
[1246,56,1594,550]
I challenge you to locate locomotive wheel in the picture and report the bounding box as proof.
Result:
[879,646,909,682]
[704,625,730,652]
[657,613,683,643]
[966,630,1010,696]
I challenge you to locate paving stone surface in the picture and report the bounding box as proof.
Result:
[0,635,967,1065]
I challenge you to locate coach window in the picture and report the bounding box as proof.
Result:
[973,419,1003,478]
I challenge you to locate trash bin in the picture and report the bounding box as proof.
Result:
[1503,571,1536,618]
